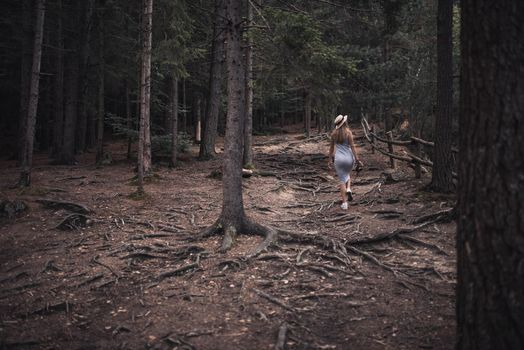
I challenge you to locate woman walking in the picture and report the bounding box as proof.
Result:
[328,115,363,209]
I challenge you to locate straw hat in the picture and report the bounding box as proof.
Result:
[334,115,348,129]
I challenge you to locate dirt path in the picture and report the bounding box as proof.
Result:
[0,130,456,349]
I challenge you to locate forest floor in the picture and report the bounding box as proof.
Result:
[0,126,456,350]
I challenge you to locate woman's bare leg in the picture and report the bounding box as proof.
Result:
[339,183,347,202]
[346,175,351,192]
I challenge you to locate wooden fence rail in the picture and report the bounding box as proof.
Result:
[360,116,457,179]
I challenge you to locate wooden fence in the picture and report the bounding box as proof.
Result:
[360,116,457,179]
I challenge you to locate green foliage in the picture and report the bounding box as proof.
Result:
[106,112,192,154]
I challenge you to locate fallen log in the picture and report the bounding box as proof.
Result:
[36,199,92,214]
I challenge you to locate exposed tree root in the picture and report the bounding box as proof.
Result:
[36,198,92,214]
[275,322,289,350]
[411,207,456,224]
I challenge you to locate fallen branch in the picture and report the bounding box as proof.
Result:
[36,199,92,214]
[74,273,104,288]
[411,207,456,225]
[275,322,288,350]
[31,301,73,315]
[253,288,294,312]
[55,213,90,230]
[157,263,199,281]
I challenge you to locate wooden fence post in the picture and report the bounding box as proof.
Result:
[386,131,395,168]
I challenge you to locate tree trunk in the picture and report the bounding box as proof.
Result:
[304,88,311,137]
[430,0,454,192]
[457,1,524,349]
[195,93,202,143]
[125,80,132,159]
[76,0,95,153]
[96,1,105,164]
[52,0,64,157]
[242,0,254,167]
[137,0,153,192]
[182,78,187,133]
[58,2,80,165]
[19,0,46,187]
[18,0,33,162]
[170,76,178,167]
[199,0,225,160]
[219,0,246,249]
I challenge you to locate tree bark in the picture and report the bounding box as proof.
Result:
[182,78,187,133]
[52,0,64,157]
[304,88,311,137]
[219,0,246,248]
[242,0,254,167]
[19,0,46,186]
[138,0,153,192]
[125,79,132,159]
[457,1,524,349]
[170,76,178,167]
[96,1,105,164]
[77,0,95,153]
[18,0,33,162]
[199,0,225,160]
[58,2,81,165]
[195,93,202,143]
[430,0,454,192]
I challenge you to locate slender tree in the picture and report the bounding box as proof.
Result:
[52,0,64,157]
[457,1,524,349]
[18,0,33,162]
[76,0,95,153]
[95,0,105,164]
[242,0,254,167]
[137,0,153,193]
[170,76,179,167]
[304,88,312,137]
[199,0,225,160]
[430,0,454,192]
[58,1,81,165]
[19,0,46,186]
[216,0,245,249]
[201,0,276,254]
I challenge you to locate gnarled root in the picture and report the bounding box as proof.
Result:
[220,225,237,252]
[242,219,279,258]
[195,217,280,257]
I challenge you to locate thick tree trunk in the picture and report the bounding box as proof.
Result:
[52,0,64,157]
[242,0,254,167]
[220,0,246,248]
[137,0,153,192]
[76,0,95,153]
[430,0,454,192]
[170,76,178,167]
[96,2,105,164]
[199,0,225,160]
[457,1,524,349]
[58,3,80,165]
[19,0,46,187]
[18,0,33,162]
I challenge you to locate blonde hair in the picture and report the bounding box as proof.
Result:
[331,124,350,144]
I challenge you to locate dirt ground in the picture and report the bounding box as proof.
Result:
[0,128,456,350]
